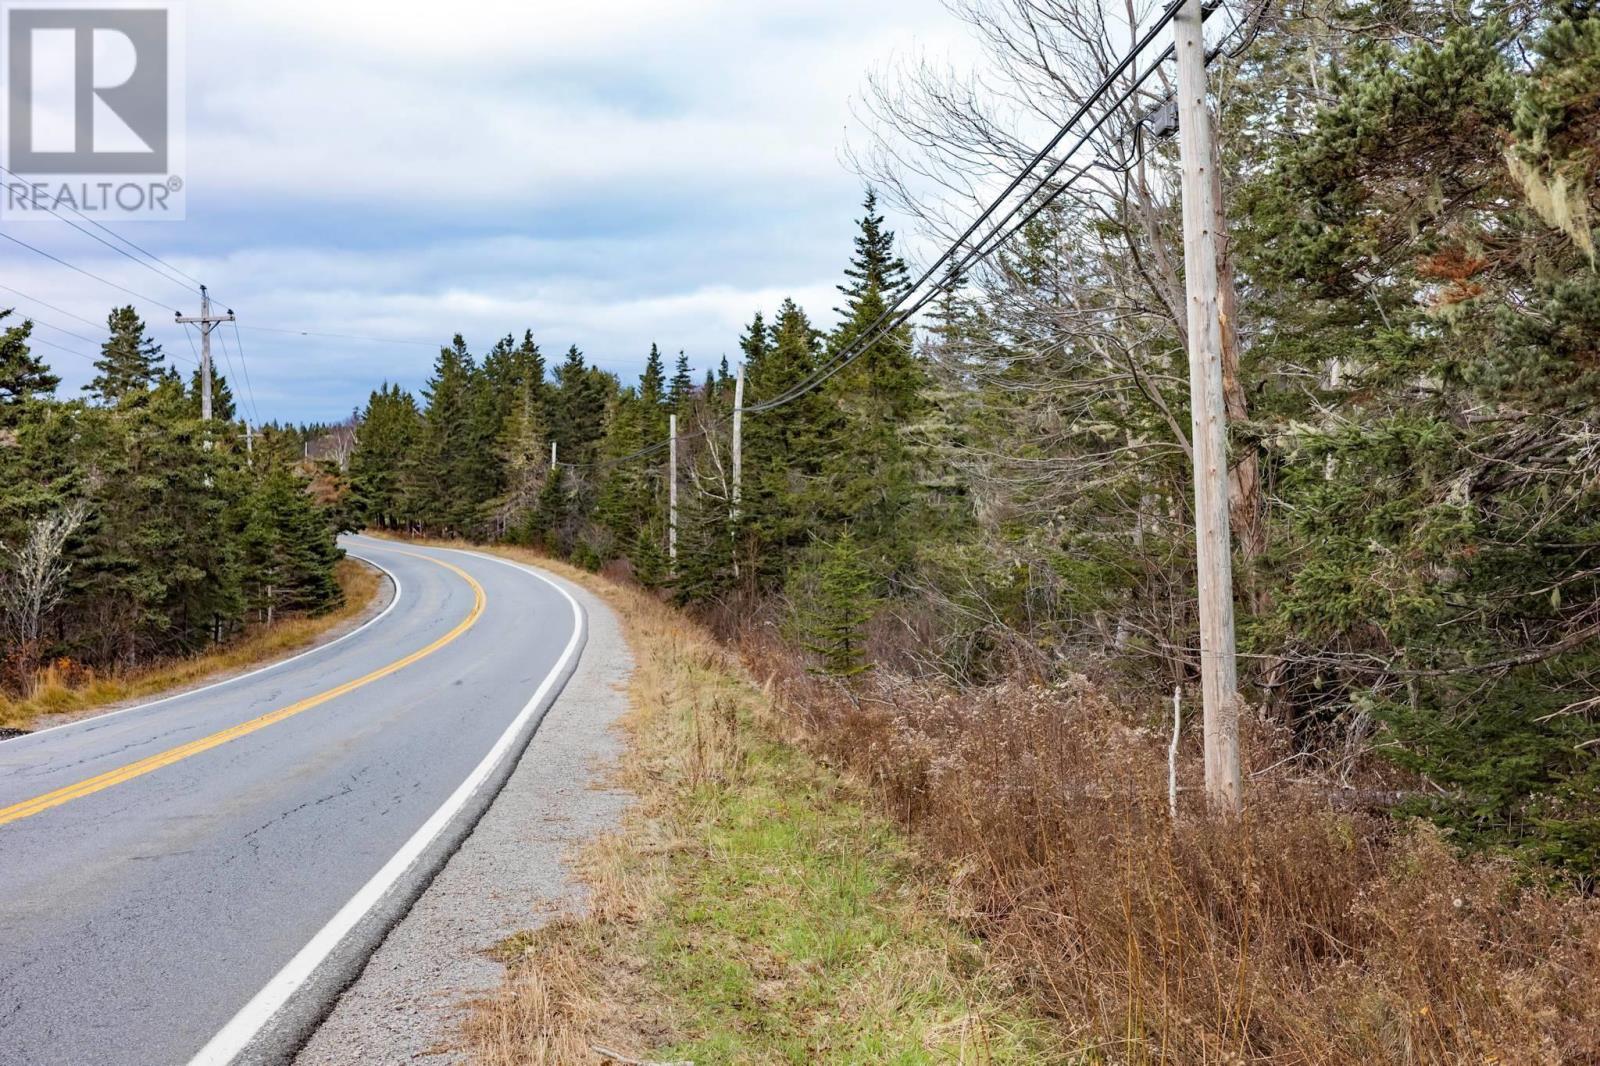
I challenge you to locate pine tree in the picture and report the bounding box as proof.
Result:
[412,335,491,533]
[88,306,164,405]
[816,191,932,585]
[240,463,343,623]
[792,530,878,677]
[489,361,550,540]
[187,367,237,422]
[549,345,610,466]
[350,384,421,529]
[834,187,911,314]
[669,349,694,410]
[0,311,58,426]
[739,299,826,588]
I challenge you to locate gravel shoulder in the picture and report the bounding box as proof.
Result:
[294,565,633,1065]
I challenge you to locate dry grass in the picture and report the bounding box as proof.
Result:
[0,558,383,732]
[447,541,1063,1065]
[747,639,1600,1065]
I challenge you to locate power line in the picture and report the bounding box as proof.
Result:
[21,315,99,347]
[229,319,262,426]
[0,282,194,367]
[238,324,441,348]
[216,323,261,425]
[584,0,1244,473]
[0,282,109,331]
[182,321,204,372]
[0,230,183,313]
[0,164,206,293]
[740,0,1255,421]
[26,334,97,363]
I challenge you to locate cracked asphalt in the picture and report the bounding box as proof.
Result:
[0,538,594,1066]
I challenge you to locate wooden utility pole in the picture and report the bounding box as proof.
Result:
[668,413,679,566]
[174,285,234,422]
[1175,0,1241,814]
[731,362,745,520]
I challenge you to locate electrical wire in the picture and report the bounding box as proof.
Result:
[0,283,109,331]
[229,319,262,426]
[0,164,206,293]
[584,0,1256,472]
[237,324,441,348]
[26,334,97,363]
[20,315,100,348]
[0,231,183,313]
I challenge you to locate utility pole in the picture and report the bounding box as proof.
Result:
[550,440,557,470]
[731,362,745,520]
[174,285,235,422]
[668,413,679,567]
[1175,0,1241,814]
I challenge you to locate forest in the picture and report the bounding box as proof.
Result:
[350,0,1600,877]
[0,304,348,695]
[340,0,1600,1053]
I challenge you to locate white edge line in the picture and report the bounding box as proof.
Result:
[14,542,405,745]
[185,545,587,1066]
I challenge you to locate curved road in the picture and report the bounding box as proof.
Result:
[0,536,586,1066]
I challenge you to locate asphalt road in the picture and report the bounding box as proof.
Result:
[0,536,587,1066]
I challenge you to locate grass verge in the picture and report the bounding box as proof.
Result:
[0,557,384,732]
[453,544,1063,1065]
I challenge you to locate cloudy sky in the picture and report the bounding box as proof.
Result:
[4,0,971,422]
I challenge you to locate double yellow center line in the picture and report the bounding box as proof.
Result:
[0,551,486,829]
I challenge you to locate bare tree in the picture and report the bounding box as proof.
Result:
[1,503,89,662]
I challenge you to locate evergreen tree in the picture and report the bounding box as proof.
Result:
[549,345,609,466]
[87,306,164,405]
[739,300,825,588]
[240,463,343,623]
[412,335,489,533]
[186,367,237,422]
[0,311,58,426]
[834,187,911,314]
[815,191,932,585]
[669,349,694,409]
[350,384,421,528]
[792,530,878,677]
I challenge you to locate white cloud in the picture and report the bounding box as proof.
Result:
[3,0,978,421]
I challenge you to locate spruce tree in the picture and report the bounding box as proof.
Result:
[411,335,500,534]
[816,191,931,586]
[350,384,421,529]
[88,306,164,405]
[834,187,911,314]
[669,349,694,409]
[0,311,58,426]
[549,345,609,466]
[792,530,878,677]
[740,299,826,588]
[187,367,237,422]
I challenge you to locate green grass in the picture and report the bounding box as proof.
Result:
[464,546,1064,1064]
[648,739,1050,1064]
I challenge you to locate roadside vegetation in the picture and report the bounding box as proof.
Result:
[351,1,1600,1055]
[0,307,354,727]
[0,557,380,733]
[461,545,1062,1065]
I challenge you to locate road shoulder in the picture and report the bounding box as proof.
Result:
[295,562,633,1065]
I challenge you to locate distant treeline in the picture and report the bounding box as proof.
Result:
[353,3,1600,879]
